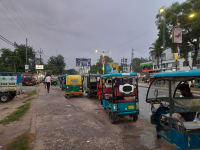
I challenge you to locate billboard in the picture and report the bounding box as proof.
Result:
[172,28,182,44]
[35,65,44,70]
[106,63,119,73]
[76,58,91,67]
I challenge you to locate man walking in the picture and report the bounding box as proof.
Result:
[45,74,51,93]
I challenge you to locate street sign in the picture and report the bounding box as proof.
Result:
[35,65,44,70]
[172,28,182,43]
[174,53,179,60]
[25,65,29,70]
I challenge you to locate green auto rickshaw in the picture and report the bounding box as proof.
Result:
[65,75,83,98]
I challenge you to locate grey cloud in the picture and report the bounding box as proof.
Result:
[0,0,185,67]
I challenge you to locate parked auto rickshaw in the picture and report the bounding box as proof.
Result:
[58,74,67,90]
[51,76,58,86]
[84,74,100,97]
[65,75,83,98]
[146,69,200,150]
[100,73,139,123]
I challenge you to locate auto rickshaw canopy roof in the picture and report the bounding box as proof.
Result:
[59,74,67,78]
[154,69,200,78]
[101,73,137,78]
[66,75,82,85]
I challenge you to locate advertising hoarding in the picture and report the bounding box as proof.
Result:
[76,58,91,67]
[172,28,182,44]
[35,65,44,70]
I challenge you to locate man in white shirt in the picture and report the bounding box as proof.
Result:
[45,75,51,93]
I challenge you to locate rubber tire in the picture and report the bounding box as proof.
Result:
[0,94,10,103]
[109,111,117,124]
[132,114,138,122]
[65,95,70,99]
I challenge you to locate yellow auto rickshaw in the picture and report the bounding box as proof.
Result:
[65,75,83,98]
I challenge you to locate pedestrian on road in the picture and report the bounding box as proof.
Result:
[45,74,51,93]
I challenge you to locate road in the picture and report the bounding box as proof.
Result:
[30,86,176,150]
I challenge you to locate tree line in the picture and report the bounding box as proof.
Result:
[151,0,200,67]
[0,45,77,75]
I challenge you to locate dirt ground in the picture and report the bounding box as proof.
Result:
[0,85,177,150]
[0,86,37,149]
[31,86,176,150]
[0,86,36,120]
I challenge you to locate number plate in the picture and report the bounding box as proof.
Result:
[128,105,134,109]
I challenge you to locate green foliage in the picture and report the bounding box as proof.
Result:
[153,0,200,66]
[65,69,78,75]
[46,55,66,75]
[132,57,149,73]
[89,56,113,74]
[6,132,33,150]
[24,90,37,99]
[0,45,38,72]
[0,103,30,125]
[98,55,113,64]
[90,62,103,74]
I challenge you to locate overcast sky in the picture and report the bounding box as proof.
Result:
[0,0,185,68]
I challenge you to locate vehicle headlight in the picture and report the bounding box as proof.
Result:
[113,104,117,111]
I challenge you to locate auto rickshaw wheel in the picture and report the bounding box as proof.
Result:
[65,95,70,99]
[108,111,117,124]
[131,114,138,122]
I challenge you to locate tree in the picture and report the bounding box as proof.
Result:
[98,55,113,64]
[132,57,149,73]
[89,55,113,74]
[0,48,16,72]
[46,55,66,75]
[153,0,200,66]
[14,44,36,72]
[0,44,37,72]
[65,69,78,75]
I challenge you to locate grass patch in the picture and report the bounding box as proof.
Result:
[0,103,30,125]
[6,132,35,150]
[24,90,37,99]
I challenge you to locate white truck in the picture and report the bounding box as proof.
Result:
[0,72,22,102]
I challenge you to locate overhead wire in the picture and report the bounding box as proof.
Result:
[9,0,39,48]
[0,34,15,46]
[0,0,44,59]
[0,0,27,38]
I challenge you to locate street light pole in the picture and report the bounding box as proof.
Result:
[102,51,105,74]
[95,49,109,74]
[160,8,166,72]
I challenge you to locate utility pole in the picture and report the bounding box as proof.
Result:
[25,38,28,72]
[130,49,134,72]
[26,38,28,65]
[38,49,43,64]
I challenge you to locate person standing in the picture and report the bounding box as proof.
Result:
[45,74,51,93]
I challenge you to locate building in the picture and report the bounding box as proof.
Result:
[151,48,195,72]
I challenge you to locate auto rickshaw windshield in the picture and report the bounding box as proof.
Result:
[146,78,200,113]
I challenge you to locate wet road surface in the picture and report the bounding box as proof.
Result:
[31,86,176,150]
